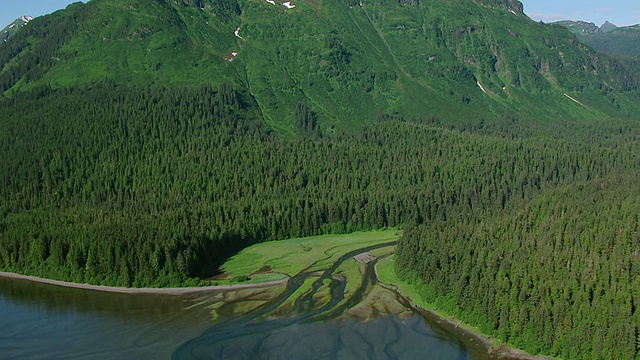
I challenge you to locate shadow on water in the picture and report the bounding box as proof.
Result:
[172,242,496,360]
[0,276,216,359]
[0,276,194,321]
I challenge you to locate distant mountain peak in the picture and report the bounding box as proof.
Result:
[600,21,618,33]
[553,20,600,35]
[555,20,640,58]
[2,15,33,42]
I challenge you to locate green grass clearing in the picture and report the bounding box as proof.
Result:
[268,276,317,316]
[335,259,362,304]
[220,229,400,280]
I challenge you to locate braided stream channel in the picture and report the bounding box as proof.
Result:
[0,240,504,359]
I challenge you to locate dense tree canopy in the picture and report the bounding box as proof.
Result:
[397,176,640,359]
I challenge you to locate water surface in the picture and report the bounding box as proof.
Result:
[0,250,497,359]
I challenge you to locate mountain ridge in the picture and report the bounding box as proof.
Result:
[554,19,640,58]
[600,20,618,33]
[1,0,640,132]
[1,16,33,42]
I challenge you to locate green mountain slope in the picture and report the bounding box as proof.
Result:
[2,0,640,132]
[584,26,640,58]
[600,20,619,33]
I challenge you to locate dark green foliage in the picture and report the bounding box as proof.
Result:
[2,81,639,291]
[1,81,628,287]
[0,83,266,287]
[397,139,640,358]
[294,102,320,137]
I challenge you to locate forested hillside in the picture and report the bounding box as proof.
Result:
[2,83,639,358]
[0,83,637,280]
[583,26,640,59]
[397,176,640,359]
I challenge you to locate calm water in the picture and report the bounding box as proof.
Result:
[0,276,211,359]
[0,274,494,359]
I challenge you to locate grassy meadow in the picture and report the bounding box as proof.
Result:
[220,229,401,282]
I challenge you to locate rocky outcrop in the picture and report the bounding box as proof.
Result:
[475,0,523,14]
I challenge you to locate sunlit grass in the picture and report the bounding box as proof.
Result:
[220,229,400,279]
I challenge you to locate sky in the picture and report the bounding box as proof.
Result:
[0,1,85,29]
[520,0,640,27]
[1,0,639,29]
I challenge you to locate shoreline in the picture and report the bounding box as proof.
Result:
[409,300,548,360]
[0,271,288,295]
[373,258,550,360]
[1,261,545,359]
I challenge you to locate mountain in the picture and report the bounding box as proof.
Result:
[585,25,640,58]
[555,20,640,58]
[1,16,33,42]
[1,0,640,132]
[554,20,601,35]
[600,20,618,33]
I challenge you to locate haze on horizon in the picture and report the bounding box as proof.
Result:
[521,0,640,28]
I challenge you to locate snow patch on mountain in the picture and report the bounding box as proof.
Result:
[2,15,34,42]
[262,0,296,9]
[477,81,488,94]
[234,27,245,40]
[564,93,586,108]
